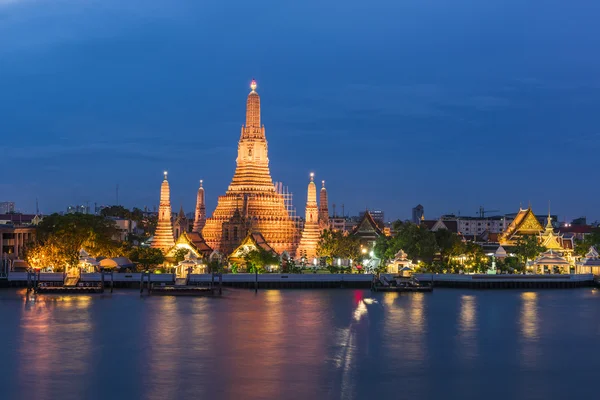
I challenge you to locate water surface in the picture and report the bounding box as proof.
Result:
[1,288,599,400]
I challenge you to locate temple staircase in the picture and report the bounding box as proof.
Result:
[64,276,80,287]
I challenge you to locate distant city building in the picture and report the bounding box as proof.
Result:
[0,202,15,214]
[329,217,350,232]
[0,214,38,259]
[412,204,424,224]
[66,204,90,214]
[108,218,139,242]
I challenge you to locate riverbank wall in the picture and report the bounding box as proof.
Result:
[1,272,597,290]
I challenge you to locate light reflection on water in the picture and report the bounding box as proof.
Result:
[1,288,599,400]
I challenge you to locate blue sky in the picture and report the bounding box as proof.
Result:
[1,0,599,222]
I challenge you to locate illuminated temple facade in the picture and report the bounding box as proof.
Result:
[202,80,298,255]
[296,173,321,260]
[152,171,175,252]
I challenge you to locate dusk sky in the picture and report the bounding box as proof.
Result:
[1,0,599,222]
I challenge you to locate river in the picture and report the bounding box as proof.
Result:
[0,288,598,400]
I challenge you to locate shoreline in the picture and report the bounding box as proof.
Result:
[1,272,597,290]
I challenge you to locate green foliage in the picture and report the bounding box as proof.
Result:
[513,235,546,267]
[128,247,165,271]
[101,205,131,219]
[243,248,279,273]
[231,263,239,274]
[574,228,600,256]
[29,213,122,271]
[316,230,361,265]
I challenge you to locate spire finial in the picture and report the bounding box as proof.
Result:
[163,170,168,180]
[250,79,257,92]
[200,179,203,188]
[322,180,325,188]
[310,172,314,181]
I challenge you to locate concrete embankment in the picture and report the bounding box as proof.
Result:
[1,272,597,290]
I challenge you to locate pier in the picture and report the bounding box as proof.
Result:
[2,271,597,290]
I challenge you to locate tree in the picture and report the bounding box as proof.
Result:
[574,228,600,256]
[513,235,546,270]
[317,230,361,266]
[128,247,165,271]
[244,248,280,273]
[435,229,464,264]
[395,223,437,263]
[100,205,131,219]
[28,213,122,271]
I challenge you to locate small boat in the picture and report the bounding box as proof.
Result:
[372,275,433,292]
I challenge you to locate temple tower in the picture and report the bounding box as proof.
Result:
[319,180,329,229]
[152,171,175,252]
[296,173,321,261]
[193,180,206,233]
[202,80,298,254]
[173,205,188,240]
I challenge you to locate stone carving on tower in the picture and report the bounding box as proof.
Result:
[152,171,175,252]
[296,173,321,261]
[202,80,298,255]
[193,180,206,233]
[319,179,329,229]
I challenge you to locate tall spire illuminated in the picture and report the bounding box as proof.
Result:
[319,179,329,228]
[193,179,206,233]
[202,80,298,255]
[245,79,261,130]
[152,171,175,252]
[297,172,320,260]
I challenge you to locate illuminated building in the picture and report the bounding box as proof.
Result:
[166,231,212,260]
[151,171,175,252]
[499,205,574,257]
[296,173,321,260]
[202,80,298,255]
[318,180,329,229]
[193,180,206,233]
[576,247,600,274]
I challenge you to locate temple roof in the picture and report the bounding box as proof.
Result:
[352,211,383,237]
[500,207,543,243]
[230,231,278,260]
[533,250,570,266]
[166,231,212,258]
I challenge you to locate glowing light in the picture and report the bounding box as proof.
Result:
[250,79,257,91]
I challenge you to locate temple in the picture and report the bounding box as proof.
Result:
[202,80,298,255]
[193,180,206,233]
[151,171,175,252]
[296,173,321,260]
[499,205,574,255]
[319,180,329,229]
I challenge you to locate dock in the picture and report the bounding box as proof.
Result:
[412,273,596,289]
[1,271,597,290]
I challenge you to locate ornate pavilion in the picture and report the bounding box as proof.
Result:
[202,80,299,255]
[499,206,574,258]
